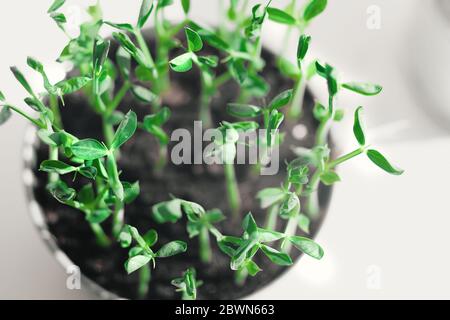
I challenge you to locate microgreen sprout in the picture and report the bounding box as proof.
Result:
[153,198,224,263]
[172,267,203,300]
[0,0,405,298]
[119,224,188,298]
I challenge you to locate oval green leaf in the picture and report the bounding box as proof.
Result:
[367,149,404,175]
[71,139,108,161]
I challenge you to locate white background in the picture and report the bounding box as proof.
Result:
[0,0,449,299]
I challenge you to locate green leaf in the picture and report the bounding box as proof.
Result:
[268,89,293,111]
[181,0,190,14]
[205,209,225,223]
[280,193,300,219]
[71,139,108,160]
[230,239,258,270]
[116,47,131,79]
[104,21,135,33]
[277,58,300,80]
[145,125,169,145]
[135,65,153,81]
[119,228,133,248]
[257,228,285,243]
[47,181,76,203]
[123,181,140,204]
[289,236,324,260]
[0,106,12,126]
[198,55,218,68]
[153,199,183,223]
[138,0,155,29]
[131,85,157,103]
[342,82,382,96]
[113,32,150,69]
[298,214,311,234]
[10,67,34,96]
[143,229,158,247]
[185,27,203,52]
[143,107,171,127]
[93,37,110,73]
[227,103,262,118]
[367,149,404,175]
[77,184,95,204]
[50,12,67,24]
[256,188,286,209]
[0,91,5,101]
[40,160,77,175]
[260,244,293,266]
[79,166,97,179]
[169,52,193,72]
[313,102,328,122]
[267,7,297,25]
[245,260,262,276]
[55,77,91,95]
[242,213,258,236]
[86,209,111,224]
[48,0,65,13]
[297,35,311,62]
[267,110,284,147]
[125,255,151,274]
[111,111,137,150]
[353,106,366,146]
[156,241,187,257]
[303,0,328,22]
[320,171,341,186]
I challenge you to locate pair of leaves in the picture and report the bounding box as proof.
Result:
[142,107,171,145]
[171,267,201,300]
[226,89,293,120]
[119,225,187,274]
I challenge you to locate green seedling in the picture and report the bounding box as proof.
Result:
[172,267,203,300]
[218,212,323,285]
[0,0,405,297]
[119,224,188,298]
[153,198,224,263]
[294,106,404,216]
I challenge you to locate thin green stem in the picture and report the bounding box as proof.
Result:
[199,227,212,263]
[138,265,151,299]
[306,169,321,217]
[48,145,59,183]
[235,267,249,286]
[316,96,335,146]
[265,203,280,231]
[154,144,168,173]
[112,198,124,238]
[328,148,365,169]
[281,214,299,253]
[107,81,131,115]
[89,222,111,247]
[288,74,306,120]
[102,117,115,148]
[224,162,241,219]
[49,94,63,129]
[4,105,44,128]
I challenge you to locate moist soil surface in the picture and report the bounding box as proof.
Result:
[31,33,332,300]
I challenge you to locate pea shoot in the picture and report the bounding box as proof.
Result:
[0,0,404,299]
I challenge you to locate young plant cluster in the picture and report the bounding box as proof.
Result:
[0,0,403,299]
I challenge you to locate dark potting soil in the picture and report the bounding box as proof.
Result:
[31,32,332,300]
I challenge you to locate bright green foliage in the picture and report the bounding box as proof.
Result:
[119,225,187,274]
[172,267,202,300]
[0,0,405,298]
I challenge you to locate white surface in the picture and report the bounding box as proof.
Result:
[0,0,449,299]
